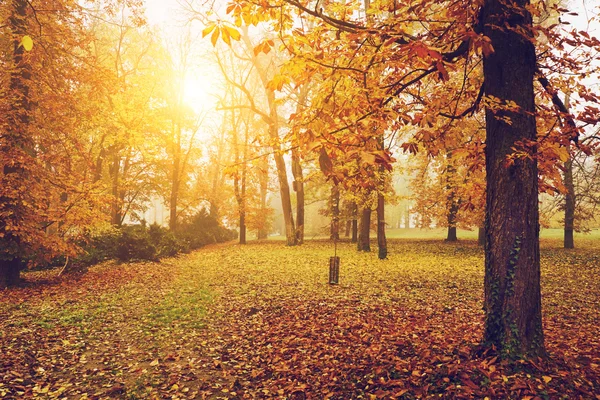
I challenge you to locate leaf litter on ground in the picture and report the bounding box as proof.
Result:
[1,239,599,399]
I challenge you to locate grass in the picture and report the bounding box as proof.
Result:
[0,237,599,398]
[271,227,600,242]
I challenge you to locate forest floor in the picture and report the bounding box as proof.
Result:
[1,238,599,399]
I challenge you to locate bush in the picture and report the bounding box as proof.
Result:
[75,224,122,266]
[116,225,158,262]
[176,209,237,250]
[148,223,189,257]
[66,210,234,269]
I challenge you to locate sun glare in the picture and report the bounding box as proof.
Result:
[183,72,219,114]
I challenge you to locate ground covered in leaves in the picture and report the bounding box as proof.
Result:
[1,238,599,399]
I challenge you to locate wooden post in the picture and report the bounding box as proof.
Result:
[329,256,340,284]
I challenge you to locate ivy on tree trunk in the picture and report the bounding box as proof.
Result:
[482,0,544,357]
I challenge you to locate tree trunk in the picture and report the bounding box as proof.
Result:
[0,0,33,287]
[110,152,122,226]
[357,207,371,252]
[563,95,575,249]
[257,164,269,239]
[447,226,458,242]
[351,202,358,243]
[404,206,410,228]
[345,220,351,237]
[209,127,224,218]
[377,192,387,259]
[169,151,180,231]
[445,154,459,242]
[242,31,296,245]
[0,259,21,288]
[564,155,575,249]
[272,144,296,246]
[330,185,340,240]
[482,0,544,357]
[292,148,304,244]
[239,212,246,244]
[478,226,485,247]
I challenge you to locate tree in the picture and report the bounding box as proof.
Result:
[0,0,130,286]
[212,27,298,245]
[211,0,600,356]
[0,0,33,287]
[481,0,544,356]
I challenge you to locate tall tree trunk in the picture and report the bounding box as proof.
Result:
[446,155,459,242]
[209,127,224,218]
[272,141,296,246]
[482,0,544,357]
[345,220,351,237]
[0,0,32,287]
[257,164,269,239]
[240,122,248,245]
[292,148,304,244]
[357,207,371,251]
[330,185,340,240]
[351,201,358,243]
[110,152,122,226]
[563,95,575,249]
[478,226,485,247]
[564,154,575,249]
[241,32,296,245]
[169,121,181,231]
[405,206,411,228]
[377,192,387,259]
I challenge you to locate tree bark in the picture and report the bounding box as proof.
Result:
[357,207,371,251]
[241,32,296,246]
[377,192,387,259]
[257,164,269,239]
[563,95,575,249]
[109,151,122,226]
[292,148,304,244]
[272,141,297,246]
[0,259,21,288]
[351,201,358,243]
[482,0,544,357]
[445,154,459,242]
[564,154,575,249]
[478,226,485,247]
[447,226,458,242]
[169,149,180,231]
[330,185,340,240]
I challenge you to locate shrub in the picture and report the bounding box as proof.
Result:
[116,225,158,262]
[148,223,189,257]
[176,209,236,250]
[76,224,122,266]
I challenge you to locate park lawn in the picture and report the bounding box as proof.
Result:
[1,239,599,399]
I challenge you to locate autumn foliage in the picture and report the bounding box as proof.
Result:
[1,240,600,398]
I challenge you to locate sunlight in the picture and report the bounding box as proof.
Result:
[182,70,218,114]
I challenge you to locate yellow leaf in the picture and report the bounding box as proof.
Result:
[150,359,159,366]
[21,35,33,51]
[202,23,216,38]
[210,27,220,47]
[543,375,552,384]
[225,25,241,41]
[221,27,231,46]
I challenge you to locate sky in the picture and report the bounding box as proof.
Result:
[144,0,223,119]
